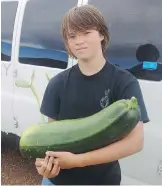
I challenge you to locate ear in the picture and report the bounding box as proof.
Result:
[99,33,104,41]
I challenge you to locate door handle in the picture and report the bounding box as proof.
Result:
[13,117,18,128]
[157,160,162,176]
[13,69,18,77]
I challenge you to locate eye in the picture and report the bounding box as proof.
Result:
[68,35,75,40]
[71,35,75,38]
[84,31,90,35]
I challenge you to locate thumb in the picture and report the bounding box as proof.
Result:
[35,159,43,167]
[46,151,60,157]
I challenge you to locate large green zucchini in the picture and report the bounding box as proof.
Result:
[19,97,141,158]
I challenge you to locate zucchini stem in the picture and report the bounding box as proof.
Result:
[129,97,138,109]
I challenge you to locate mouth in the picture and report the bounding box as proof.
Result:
[76,47,87,51]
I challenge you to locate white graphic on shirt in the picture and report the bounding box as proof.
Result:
[100,89,110,109]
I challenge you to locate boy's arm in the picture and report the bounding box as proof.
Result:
[40,74,62,121]
[76,78,149,167]
[46,120,143,169]
[77,120,143,167]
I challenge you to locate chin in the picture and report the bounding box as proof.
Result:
[77,55,92,61]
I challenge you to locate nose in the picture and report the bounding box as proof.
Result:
[75,34,85,45]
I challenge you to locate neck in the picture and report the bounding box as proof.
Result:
[78,53,106,76]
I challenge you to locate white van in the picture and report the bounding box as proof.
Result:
[1,0,162,184]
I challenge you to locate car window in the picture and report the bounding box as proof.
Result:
[89,0,162,81]
[19,0,77,69]
[1,1,18,62]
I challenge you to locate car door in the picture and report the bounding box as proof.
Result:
[88,0,162,184]
[1,0,19,134]
[12,0,78,136]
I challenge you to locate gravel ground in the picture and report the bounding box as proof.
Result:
[1,149,42,185]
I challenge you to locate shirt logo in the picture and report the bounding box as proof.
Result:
[100,89,110,109]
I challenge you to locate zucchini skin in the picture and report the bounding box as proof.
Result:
[19,97,141,158]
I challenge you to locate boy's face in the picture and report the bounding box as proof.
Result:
[67,29,104,60]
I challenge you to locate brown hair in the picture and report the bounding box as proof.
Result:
[61,4,110,57]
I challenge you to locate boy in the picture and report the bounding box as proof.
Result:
[35,4,149,185]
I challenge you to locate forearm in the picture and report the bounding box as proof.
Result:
[77,122,144,167]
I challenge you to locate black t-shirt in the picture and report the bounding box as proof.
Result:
[40,61,149,185]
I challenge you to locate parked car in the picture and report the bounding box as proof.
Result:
[1,0,162,184]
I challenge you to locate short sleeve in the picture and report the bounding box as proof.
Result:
[40,75,61,119]
[115,76,149,123]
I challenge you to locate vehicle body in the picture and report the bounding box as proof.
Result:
[1,0,162,184]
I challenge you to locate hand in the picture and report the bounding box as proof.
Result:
[46,151,82,169]
[35,158,44,167]
[35,155,60,178]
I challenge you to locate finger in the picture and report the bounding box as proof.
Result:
[35,161,42,167]
[39,155,49,175]
[36,158,44,161]
[43,156,54,177]
[36,166,42,174]
[55,165,61,176]
[50,159,60,177]
[35,159,44,167]
[35,158,45,163]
